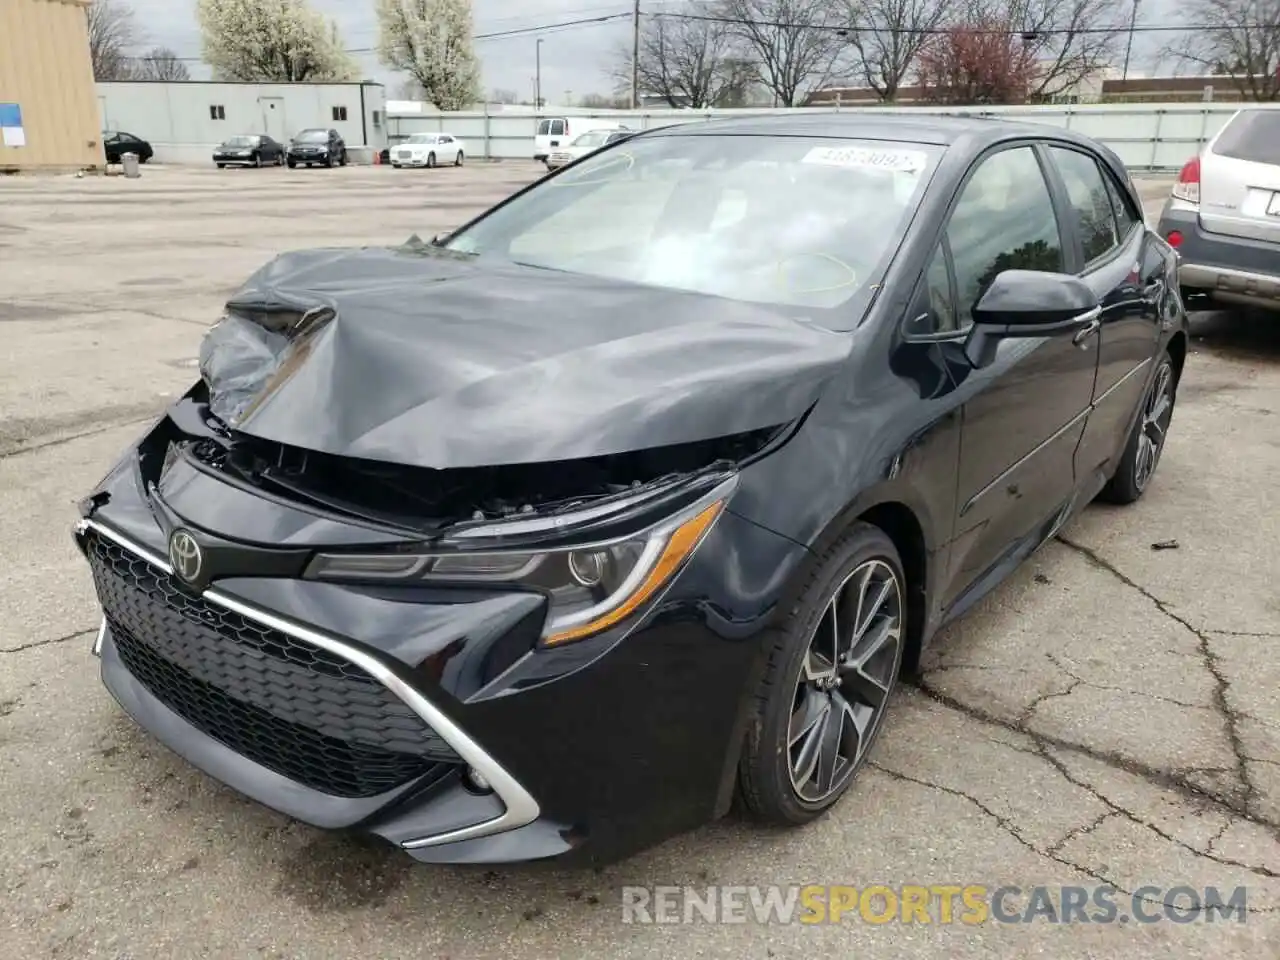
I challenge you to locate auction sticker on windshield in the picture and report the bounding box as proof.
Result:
[801,146,927,173]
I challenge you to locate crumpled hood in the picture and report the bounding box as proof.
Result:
[199,244,852,469]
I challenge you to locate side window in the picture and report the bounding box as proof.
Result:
[1049,146,1120,264]
[550,119,565,136]
[948,147,1065,327]
[1102,171,1141,238]
[905,241,957,336]
[537,120,551,135]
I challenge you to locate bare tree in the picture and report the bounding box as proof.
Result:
[490,87,519,104]
[135,46,191,81]
[87,0,139,80]
[1166,0,1280,100]
[842,0,954,100]
[715,0,848,106]
[609,9,748,107]
[975,0,1123,100]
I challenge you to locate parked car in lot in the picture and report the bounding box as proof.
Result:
[102,131,153,164]
[73,114,1187,868]
[213,134,285,168]
[1156,108,1280,311]
[533,117,626,161]
[286,128,347,168]
[544,127,631,170]
[391,133,466,168]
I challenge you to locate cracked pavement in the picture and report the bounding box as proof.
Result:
[1,167,1277,959]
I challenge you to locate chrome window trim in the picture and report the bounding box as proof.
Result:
[74,517,540,849]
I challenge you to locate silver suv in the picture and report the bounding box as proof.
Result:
[1156,108,1280,311]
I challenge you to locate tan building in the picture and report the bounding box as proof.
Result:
[0,0,102,172]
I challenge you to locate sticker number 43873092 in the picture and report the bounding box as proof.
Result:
[801,145,927,173]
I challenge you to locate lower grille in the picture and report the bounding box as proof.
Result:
[84,529,461,799]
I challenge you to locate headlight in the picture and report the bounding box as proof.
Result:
[305,479,734,646]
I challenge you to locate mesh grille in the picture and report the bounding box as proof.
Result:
[85,530,460,798]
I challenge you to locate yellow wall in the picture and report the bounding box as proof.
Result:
[0,0,101,171]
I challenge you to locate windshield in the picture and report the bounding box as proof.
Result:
[407,134,438,144]
[296,130,328,143]
[225,136,256,147]
[572,130,610,148]
[1213,110,1280,163]
[444,134,941,318]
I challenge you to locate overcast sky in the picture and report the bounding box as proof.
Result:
[126,0,1168,104]
[127,0,637,102]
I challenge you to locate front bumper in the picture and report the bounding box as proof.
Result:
[1156,200,1280,310]
[288,152,329,164]
[391,155,431,167]
[73,428,805,864]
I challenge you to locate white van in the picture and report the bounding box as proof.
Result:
[534,118,626,161]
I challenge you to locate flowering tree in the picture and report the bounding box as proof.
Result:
[375,0,481,110]
[916,18,1038,104]
[196,0,356,82]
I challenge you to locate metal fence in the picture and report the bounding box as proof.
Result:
[388,101,1280,170]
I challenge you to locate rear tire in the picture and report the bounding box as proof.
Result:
[737,522,906,826]
[455,150,464,166]
[1098,351,1177,505]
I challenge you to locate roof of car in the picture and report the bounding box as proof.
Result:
[650,111,1092,150]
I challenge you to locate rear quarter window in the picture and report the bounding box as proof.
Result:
[1212,110,1280,163]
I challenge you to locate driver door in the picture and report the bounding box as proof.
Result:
[939,144,1101,615]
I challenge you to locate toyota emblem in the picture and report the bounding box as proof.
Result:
[168,529,203,584]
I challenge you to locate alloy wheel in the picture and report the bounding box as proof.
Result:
[788,559,902,805]
[1134,361,1174,492]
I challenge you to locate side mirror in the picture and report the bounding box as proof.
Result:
[963,269,1100,369]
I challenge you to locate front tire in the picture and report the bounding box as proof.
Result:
[738,522,906,826]
[1098,351,1177,504]
[455,150,464,166]
[427,152,436,168]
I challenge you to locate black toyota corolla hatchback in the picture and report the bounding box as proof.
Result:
[74,114,1187,866]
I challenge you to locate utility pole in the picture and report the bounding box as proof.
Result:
[1122,0,1141,80]
[535,38,543,109]
[631,0,640,109]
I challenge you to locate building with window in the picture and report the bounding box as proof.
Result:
[0,0,102,172]
[97,81,388,164]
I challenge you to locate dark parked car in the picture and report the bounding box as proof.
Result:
[286,128,347,168]
[214,134,285,168]
[102,131,153,164]
[73,115,1186,867]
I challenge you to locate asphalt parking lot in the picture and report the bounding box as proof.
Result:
[1,163,1277,959]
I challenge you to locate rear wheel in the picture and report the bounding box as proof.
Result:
[738,522,906,825]
[455,150,464,166]
[1098,351,1177,505]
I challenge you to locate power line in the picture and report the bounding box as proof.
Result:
[656,10,1269,38]
[112,12,1280,65]
[117,11,635,63]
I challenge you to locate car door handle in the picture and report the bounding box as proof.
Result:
[1072,314,1101,348]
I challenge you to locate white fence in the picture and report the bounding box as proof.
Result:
[389,101,1277,171]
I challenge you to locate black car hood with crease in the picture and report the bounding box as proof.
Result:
[198,244,853,470]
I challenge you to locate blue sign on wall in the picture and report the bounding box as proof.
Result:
[0,103,22,128]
